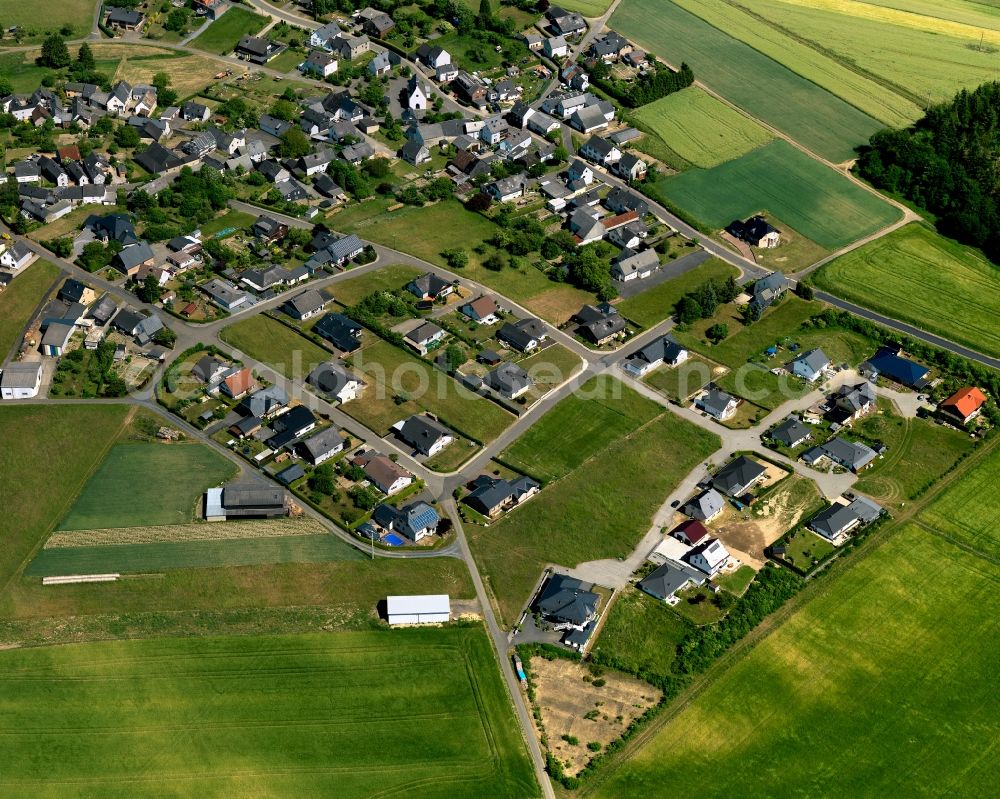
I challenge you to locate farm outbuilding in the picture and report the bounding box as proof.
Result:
[386,595,451,626]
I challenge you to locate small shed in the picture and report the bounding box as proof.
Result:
[386,594,451,626]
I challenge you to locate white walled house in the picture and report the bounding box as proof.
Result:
[1,362,42,399]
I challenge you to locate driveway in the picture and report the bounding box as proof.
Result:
[616,248,711,299]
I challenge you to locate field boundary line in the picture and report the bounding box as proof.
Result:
[909,520,1000,568]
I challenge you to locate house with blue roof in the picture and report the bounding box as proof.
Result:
[372,500,440,542]
[861,346,929,388]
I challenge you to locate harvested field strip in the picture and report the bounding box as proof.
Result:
[45,518,328,549]
[26,534,363,576]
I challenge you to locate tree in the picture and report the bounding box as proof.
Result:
[478,0,494,23]
[76,43,95,72]
[152,327,176,347]
[164,8,189,32]
[675,295,703,325]
[136,274,164,304]
[114,125,141,148]
[797,283,815,301]
[309,464,336,495]
[37,34,70,69]
[706,323,729,343]
[483,250,506,271]
[45,237,74,258]
[0,77,11,97]
[278,127,311,159]
[441,248,468,268]
[268,98,298,121]
[362,157,391,178]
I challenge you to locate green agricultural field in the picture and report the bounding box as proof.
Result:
[0,627,538,798]
[57,442,236,531]
[663,0,920,127]
[738,0,1000,113]
[189,6,267,54]
[657,140,902,250]
[331,263,424,307]
[333,198,594,321]
[348,338,514,443]
[852,399,974,505]
[500,375,663,482]
[0,0,93,42]
[811,223,1000,358]
[546,0,614,14]
[469,380,720,625]
[616,258,738,329]
[0,259,60,357]
[220,314,332,380]
[610,0,884,162]
[588,522,1000,798]
[918,444,1000,562]
[594,587,692,681]
[25,534,362,577]
[632,88,773,169]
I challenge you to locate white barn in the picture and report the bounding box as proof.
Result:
[386,594,451,626]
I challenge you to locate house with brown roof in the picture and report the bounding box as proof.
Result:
[220,367,256,400]
[352,452,413,495]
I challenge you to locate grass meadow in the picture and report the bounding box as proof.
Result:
[610,0,884,162]
[470,377,720,625]
[330,263,424,307]
[594,587,692,680]
[56,442,236,531]
[0,0,93,42]
[812,223,1000,358]
[189,6,268,54]
[0,627,538,798]
[615,258,739,329]
[632,88,773,169]
[645,353,722,401]
[918,444,1000,562]
[347,338,514,443]
[109,47,220,99]
[0,259,60,357]
[657,140,902,249]
[220,314,332,379]
[588,519,1000,798]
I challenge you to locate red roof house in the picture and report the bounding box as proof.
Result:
[940,386,987,424]
[670,519,710,547]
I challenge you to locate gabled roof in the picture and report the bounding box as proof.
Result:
[396,414,451,454]
[299,426,344,462]
[672,519,709,545]
[713,456,767,496]
[791,347,830,376]
[771,416,812,447]
[686,537,730,572]
[698,386,737,417]
[354,452,411,492]
[638,561,703,600]
[308,361,360,397]
[407,272,451,298]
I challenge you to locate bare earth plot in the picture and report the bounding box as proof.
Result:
[611,0,885,162]
[0,628,538,799]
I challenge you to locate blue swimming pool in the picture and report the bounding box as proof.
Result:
[383,534,405,546]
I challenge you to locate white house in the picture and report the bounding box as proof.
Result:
[544,36,568,58]
[0,362,42,399]
[407,76,429,110]
[687,538,731,576]
[1,242,37,272]
[790,348,830,383]
[386,594,450,626]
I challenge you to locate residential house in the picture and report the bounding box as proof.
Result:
[201,278,250,312]
[113,243,155,277]
[536,574,598,631]
[275,178,309,202]
[713,455,767,498]
[547,7,587,37]
[416,43,451,69]
[252,215,289,244]
[220,367,256,400]
[727,216,780,248]
[404,321,447,356]
[283,289,329,321]
[394,414,453,456]
[353,451,413,495]
[611,247,658,282]
[58,279,96,306]
[435,62,459,82]
[829,380,876,425]
[497,317,547,353]
[569,104,610,134]
[672,519,710,547]
[112,309,163,344]
[809,497,883,543]
[259,115,293,138]
[268,405,318,449]
[749,272,788,314]
[359,8,395,37]
[686,537,731,576]
[860,346,930,389]
[527,111,561,136]
[0,242,36,272]
[580,135,621,166]
[684,487,724,522]
[13,161,40,183]
[480,115,509,145]
[789,347,830,382]
[568,208,606,245]
[605,186,649,217]
[407,272,453,301]
[136,142,184,174]
[310,21,342,49]
[239,385,289,419]
[340,142,374,164]
[105,6,145,31]
[464,474,539,518]
[368,51,392,76]
[301,50,338,78]
[308,361,364,403]
[181,100,210,122]
[460,296,499,324]
[574,303,626,346]
[770,416,812,448]
[298,427,346,466]
[589,30,630,62]
[373,501,439,542]
[38,156,69,187]
[0,362,42,399]
[567,158,594,185]
[940,386,988,425]
[696,386,739,421]
[483,174,527,203]
[329,33,370,60]
[803,436,878,472]
[192,355,229,385]
[544,35,569,58]
[400,139,431,166]
[452,72,488,106]
[638,561,706,603]
[235,36,282,64]
[613,152,647,182]
[300,148,336,176]
[314,312,362,353]
[485,362,532,399]
[622,333,687,377]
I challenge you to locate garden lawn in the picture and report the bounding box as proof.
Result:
[57,442,236,531]
[590,523,1000,798]
[348,338,513,443]
[616,258,738,329]
[0,259,59,357]
[499,375,664,482]
[611,0,885,162]
[199,209,256,237]
[812,223,1000,358]
[851,399,975,505]
[470,383,720,625]
[0,627,538,799]
[333,199,594,320]
[657,140,902,249]
[594,587,692,681]
[645,354,724,401]
[331,263,424,306]
[918,444,1000,562]
[189,6,268,54]
[0,52,51,93]
[632,88,773,169]
[220,315,332,380]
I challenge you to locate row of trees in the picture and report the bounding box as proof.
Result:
[589,59,695,108]
[675,274,741,325]
[856,81,1000,261]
